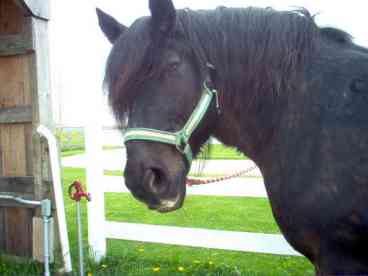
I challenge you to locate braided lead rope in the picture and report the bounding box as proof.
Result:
[186,165,258,186]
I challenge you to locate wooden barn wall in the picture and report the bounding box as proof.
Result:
[0,0,35,257]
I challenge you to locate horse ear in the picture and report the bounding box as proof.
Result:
[149,0,176,35]
[96,8,127,44]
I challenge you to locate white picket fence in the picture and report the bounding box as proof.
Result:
[84,124,300,262]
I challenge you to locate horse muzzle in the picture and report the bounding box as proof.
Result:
[148,195,183,213]
[124,154,186,212]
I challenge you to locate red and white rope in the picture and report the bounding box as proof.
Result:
[186,165,257,186]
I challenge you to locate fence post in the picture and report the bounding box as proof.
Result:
[85,118,106,261]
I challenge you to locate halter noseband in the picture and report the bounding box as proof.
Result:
[123,81,219,166]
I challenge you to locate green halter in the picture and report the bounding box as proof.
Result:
[124,82,219,166]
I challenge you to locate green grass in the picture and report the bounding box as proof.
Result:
[106,194,278,233]
[197,144,247,160]
[61,149,85,157]
[0,255,46,276]
[55,128,85,152]
[0,167,314,276]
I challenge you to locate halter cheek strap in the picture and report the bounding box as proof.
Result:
[124,81,219,166]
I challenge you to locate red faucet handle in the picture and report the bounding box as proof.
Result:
[68,180,91,202]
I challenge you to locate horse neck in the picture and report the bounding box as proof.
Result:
[212,90,280,163]
[204,36,283,162]
[189,25,281,162]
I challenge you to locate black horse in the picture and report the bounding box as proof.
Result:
[97,1,368,275]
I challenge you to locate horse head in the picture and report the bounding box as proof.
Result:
[97,0,219,212]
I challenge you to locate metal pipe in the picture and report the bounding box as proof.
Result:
[43,216,50,276]
[37,125,73,273]
[0,194,41,206]
[41,199,52,276]
[76,202,84,276]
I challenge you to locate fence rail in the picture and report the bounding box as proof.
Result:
[106,221,300,256]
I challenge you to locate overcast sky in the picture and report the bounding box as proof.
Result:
[49,0,368,127]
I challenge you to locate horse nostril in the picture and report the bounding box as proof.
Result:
[143,169,156,191]
[143,168,166,195]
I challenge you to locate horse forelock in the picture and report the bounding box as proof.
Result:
[104,16,189,125]
[104,17,154,124]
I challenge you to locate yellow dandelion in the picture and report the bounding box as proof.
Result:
[87,273,93,276]
[178,266,185,272]
[152,266,161,272]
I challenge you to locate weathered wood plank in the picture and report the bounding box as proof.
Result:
[0,0,25,35]
[0,176,34,194]
[0,129,3,176]
[3,207,33,257]
[0,7,33,56]
[0,125,27,176]
[0,56,32,108]
[24,123,33,175]
[0,79,26,108]
[0,209,5,250]
[32,217,54,263]
[0,106,32,123]
[0,34,34,56]
[32,216,43,261]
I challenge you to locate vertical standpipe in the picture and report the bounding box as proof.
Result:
[41,199,52,276]
[37,125,73,273]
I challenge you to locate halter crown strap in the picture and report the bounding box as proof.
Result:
[124,82,218,165]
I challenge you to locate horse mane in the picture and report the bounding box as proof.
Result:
[320,27,353,44]
[104,6,352,124]
[174,7,320,112]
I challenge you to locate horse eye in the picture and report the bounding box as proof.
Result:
[167,61,180,72]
